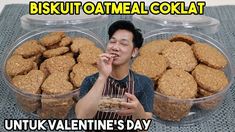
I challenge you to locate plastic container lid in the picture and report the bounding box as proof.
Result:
[133,14,220,34]
[21,12,108,31]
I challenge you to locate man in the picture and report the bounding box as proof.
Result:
[75,20,154,120]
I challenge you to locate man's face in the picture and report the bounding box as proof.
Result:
[106,29,136,66]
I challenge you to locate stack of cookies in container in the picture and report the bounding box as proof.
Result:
[131,34,229,121]
[5,31,103,118]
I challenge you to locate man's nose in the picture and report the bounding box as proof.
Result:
[111,43,119,51]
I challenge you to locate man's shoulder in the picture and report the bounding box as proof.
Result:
[79,72,99,98]
[132,71,154,98]
[83,72,99,85]
[132,71,153,83]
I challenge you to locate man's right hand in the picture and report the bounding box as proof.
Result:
[76,53,113,119]
[97,53,113,79]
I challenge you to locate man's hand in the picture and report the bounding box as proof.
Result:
[97,53,114,79]
[118,93,144,117]
[118,93,152,120]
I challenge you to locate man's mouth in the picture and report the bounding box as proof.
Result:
[110,53,119,58]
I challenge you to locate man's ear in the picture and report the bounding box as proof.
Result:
[132,48,139,58]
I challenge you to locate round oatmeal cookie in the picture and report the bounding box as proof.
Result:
[162,42,197,72]
[158,68,197,99]
[192,43,227,69]
[131,54,168,79]
[71,37,96,53]
[77,45,103,64]
[12,70,45,94]
[13,71,45,113]
[169,34,197,45]
[39,96,74,119]
[6,55,34,77]
[59,36,72,47]
[196,87,224,110]
[198,87,213,97]
[192,64,228,93]
[13,40,46,58]
[41,72,73,94]
[153,97,191,121]
[70,62,98,87]
[45,55,75,74]
[139,40,171,55]
[40,33,63,47]
[43,47,69,58]
[49,32,66,38]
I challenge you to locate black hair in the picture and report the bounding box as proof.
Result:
[108,20,143,49]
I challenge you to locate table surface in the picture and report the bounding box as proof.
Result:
[0,4,235,132]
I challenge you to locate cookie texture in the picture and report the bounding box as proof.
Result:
[39,98,74,119]
[132,54,168,79]
[12,70,45,94]
[139,40,171,55]
[40,32,63,47]
[158,69,197,99]
[59,36,72,47]
[70,62,97,87]
[13,40,45,58]
[43,47,69,58]
[5,32,104,119]
[6,55,34,76]
[77,45,103,64]
[169,34,197,45]
[192,43,227,69]
[41,72,73,94]
[45,55,75,74]
[154,68,197,121]
[12,70,45,112]
[40,72,74,118]
[71,37,96,53]
[154,97,191,121]
[162,42,197,72]
[192,64,228,93]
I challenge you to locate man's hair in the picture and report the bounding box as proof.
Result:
[108,20,143,49]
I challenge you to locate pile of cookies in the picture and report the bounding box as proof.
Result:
[131,34,229,121]
[6,32,102,118]
[98,97,125,112]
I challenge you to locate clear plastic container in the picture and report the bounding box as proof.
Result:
[98,95,127,112]
[1,27,105,119]
[143,28,235,125]
[133,14,220,34]
[21,13,108,42]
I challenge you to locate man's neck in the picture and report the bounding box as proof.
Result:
[110,63,129,80]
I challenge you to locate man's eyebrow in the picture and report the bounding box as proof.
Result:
[111,36,130,43]
[120,39,129,43]
[110,36,116,39]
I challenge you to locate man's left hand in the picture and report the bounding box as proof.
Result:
[117,93,144,117]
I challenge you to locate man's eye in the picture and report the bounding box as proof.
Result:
[120,43,128,46]
[109,40,116,43]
